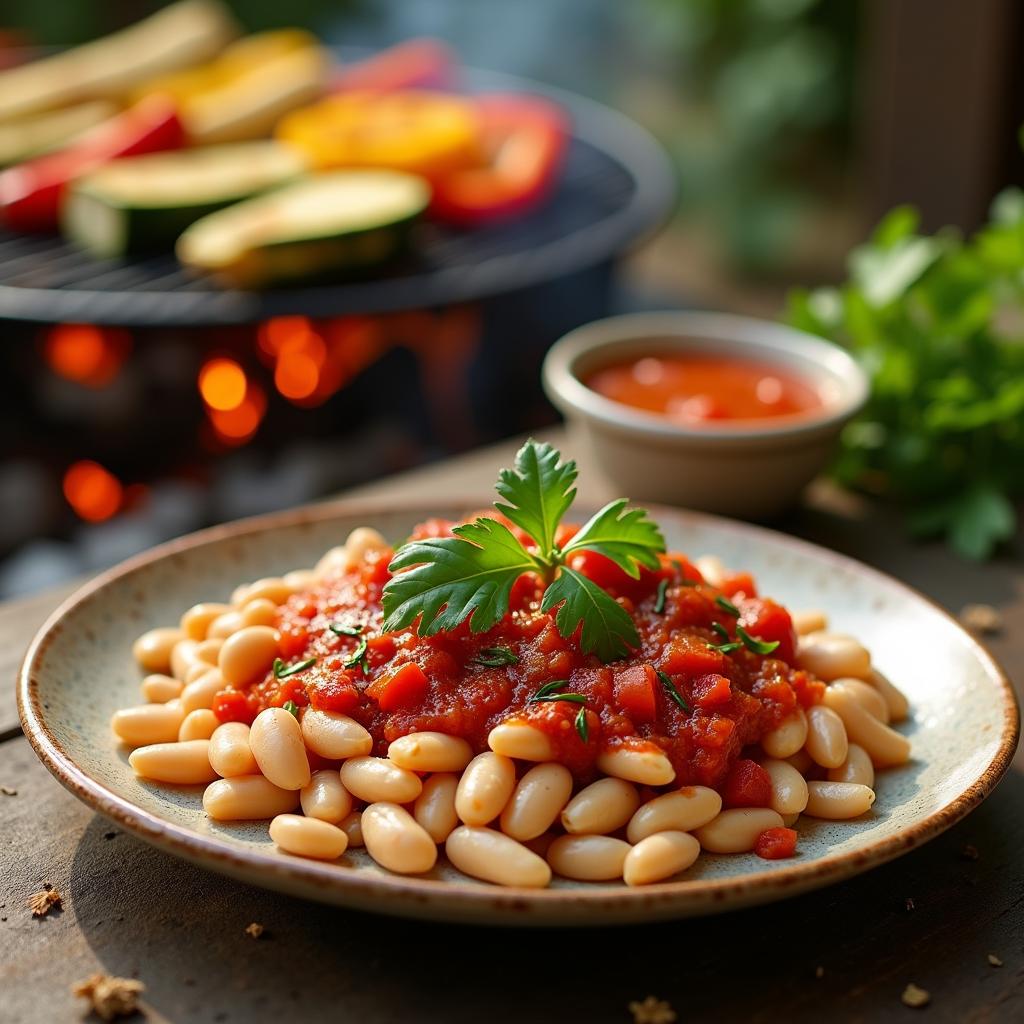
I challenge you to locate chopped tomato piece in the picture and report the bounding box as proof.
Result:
[212,690,257,725]
[719,571,757,599]
[366,662,430,711]
[277,626,309,659]
[613,663,657,723]
[307,674,360,714]
[722,758,772,808]
[272,677,310,708]
[738,596,797,665]
[691,672,732,708]
[755,827,798,860]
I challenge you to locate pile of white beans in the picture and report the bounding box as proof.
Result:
[111,535,912,888]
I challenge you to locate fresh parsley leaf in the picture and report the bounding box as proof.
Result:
[494,439,577,556]
[472,646,519,667]
[382,517,540,636]
[541,566,639,662]
[561,498,665,578]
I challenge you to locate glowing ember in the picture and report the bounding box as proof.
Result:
[63,460,123,522]
[208,382,267,445]
[44,324,129,388]
[198,357,247,411]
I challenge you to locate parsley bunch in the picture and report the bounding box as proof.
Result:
[380,440,666,661]
[789,197,1024,559]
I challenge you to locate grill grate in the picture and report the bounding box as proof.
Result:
[0,71,674,326]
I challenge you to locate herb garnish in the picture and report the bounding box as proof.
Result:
[657,669,691,713]
[472,646,519,667]
[283,700,299,717]
[654,578,669,614]
[736,625,780,655]
[574,707,589,743]
[273,657,316,679]
[707,622,744,655]
[342,636,368,670]
[380,440,665,661]
[527,680,587,706]
[329,622,364,637]
[715,595,740,617]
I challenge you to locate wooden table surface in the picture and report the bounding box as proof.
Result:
[2,432,1021,1024]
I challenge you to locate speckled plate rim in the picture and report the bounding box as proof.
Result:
[17,496,1020,926]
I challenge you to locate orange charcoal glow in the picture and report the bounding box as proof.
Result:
[273,323,326,403]
[198,357,247,411]
[62,460,123,522]
[208,382,267,445]
[44,324,130,388]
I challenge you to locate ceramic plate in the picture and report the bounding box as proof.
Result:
[18,499,1019,926]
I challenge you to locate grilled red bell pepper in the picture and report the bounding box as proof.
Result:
[0,96,184,232]
[430,93,568,226]
[332,38,457,93]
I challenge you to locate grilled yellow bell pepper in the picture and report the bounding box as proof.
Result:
[275,91,482,183]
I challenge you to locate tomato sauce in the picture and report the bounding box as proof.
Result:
[584,353,824,424]
[214,516,823,792]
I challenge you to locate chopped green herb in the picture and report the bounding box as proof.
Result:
[530,679,570,700]
[574,706,589,743]
[654,578,669,614]
[657,669,691,713]
[342,636,368,670]
[273,657,316,679]
[472,646,519,668]
[283,700,299,717]
[329,622,364,637]
[711,621,731,642]
[380,439,666,661]
[715,595,741,617]
[527,679,586,706]
[707,638,744,655]
[736,624,780,655]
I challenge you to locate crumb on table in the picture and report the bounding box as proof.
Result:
[901,983,931,1009]
[629,996,676,1024]
[959,603,1003,634]
[71,973,145,1021]
[245,922,265,939]
[27,886,61,917]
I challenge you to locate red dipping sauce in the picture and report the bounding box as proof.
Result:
[584,353,824,424]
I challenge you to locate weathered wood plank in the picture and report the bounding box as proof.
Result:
[1,735,1021,1024]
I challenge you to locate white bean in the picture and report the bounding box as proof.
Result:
[792,609,828,636]
[340,756,422,804]
[208,722,259,778]
[178,708,218,742]
[626,786,722,844]
[413,773,460,844]
[761,708,808,759]
[269,813,348,860]
[455,752,516,826]
[301,709,373,760]
[388,731,473,773]
[361,802,437,874]
[487,721,553,761]
[181,602,231,641]
[694,808,785,853]
[869,669,910,722]
[194,637,223,665]
[207,610,244,639]
[313,545,349,579]
[694,554,726,587]
[805,704,849,769]
[249,707,311,790]
[760,759,809,816]
[203,775,300,820]
[623,831,701,886]
[823,683,911,767]
[133,627,184,673]
[445,826,551,888]
[832,677,890,723]
[597,745,675,786]
[561,777,639,835]
[827,743,875,787]
[111,700,185,747]
[218,625,279,687]
[345,527,388,566]
[499,763,574,841]
[140,674,182,703]
[170,638,201,681]
[339,810,364,847]
[547,835,631,881]
[798,632,872,682]
[300,769,353,823]
[184,661,213,685]
[785,748,815,775]
[283,569,315,591]
[241,597,278,628]
[236,577,293,606]
[181,668,227,714]
[804,781,876,819]
[129,740,217,785]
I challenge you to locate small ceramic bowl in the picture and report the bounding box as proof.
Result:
[542,311,869,518]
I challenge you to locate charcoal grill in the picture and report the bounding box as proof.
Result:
[0,63,674,327]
